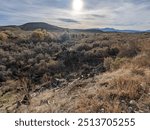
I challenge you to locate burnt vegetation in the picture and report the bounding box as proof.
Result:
[0,28,150,113]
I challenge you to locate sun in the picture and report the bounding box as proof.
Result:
[72,0,83,12]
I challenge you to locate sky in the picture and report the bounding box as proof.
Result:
[0,0,150,30]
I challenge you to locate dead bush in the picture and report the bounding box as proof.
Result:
[47,59,64,74]
[4,30,16,39]
[104,57,113,71]
[105,57,128,71]
[131,66,145,76]
[118,44,140,58]
[58,32,70,42]
[76,44,92,51]
[132,53,150,67]
[30,29,48,42]
[110,76,147,100]
[0,32,8,41]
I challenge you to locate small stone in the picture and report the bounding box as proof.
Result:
[139,110,144,113]
[120,100,127,110]
[128,107,134,113]
[121,111,126,113]
[129,100,137,106]
[100,108,105,113]
[121,100,126,103]
[31,93,37,97]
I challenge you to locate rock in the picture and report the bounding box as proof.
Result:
[121,100,126,103]
[138,110,144,113]
[99,108,105,113]
[129,100,137,106]
[30,93,37,97]
[120,100,127,110]
[128,107,134,113]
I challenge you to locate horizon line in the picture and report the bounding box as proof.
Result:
[0,22,150,31]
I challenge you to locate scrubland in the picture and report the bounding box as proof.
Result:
[0,29,150,112]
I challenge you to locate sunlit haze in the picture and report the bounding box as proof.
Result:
[0,0,150,30]
[72,0,83,12]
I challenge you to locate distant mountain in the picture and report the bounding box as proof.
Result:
[99,28,117,32]
[0,25,21,31]
[75,28,145,33]
[99,28,142,33]
[19,22,64,31]
[73,28,103,33]
[0,22,149,33]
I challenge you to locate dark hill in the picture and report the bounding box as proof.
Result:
[19,22,64,31]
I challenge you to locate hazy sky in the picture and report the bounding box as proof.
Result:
[0,0,150,30]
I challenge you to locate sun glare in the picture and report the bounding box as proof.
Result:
[72,0,83,12]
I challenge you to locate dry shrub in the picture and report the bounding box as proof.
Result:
[17,33,29,42]
[30,29,48,42]
[30,29,57,42]
[76,44,92,51]
[110,76,147,100]
[104,57,113,70]
[34,59,62,75]
[112,58,129,70]
[104,57,128,71]
[58,32,70,42]
[47,32,57,42]
[140,39,150,56]
[4,30,16,39]
[47,59,64,74]
[118,44,140,58]
[74,96,102,113]
[130,66,145,76]
[101,100,121,113]
[132,53,150,67]
[0,32,8,41]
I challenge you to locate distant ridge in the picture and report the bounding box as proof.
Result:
[99,28,141,33]
[74,27,148,33]
[98,28,150,33]
[19,22,64,31]
[0,22,150,33]
[73,28,103,33]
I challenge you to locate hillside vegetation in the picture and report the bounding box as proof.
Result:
[0,28,150,113]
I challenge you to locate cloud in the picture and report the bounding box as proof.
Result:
[58,18,80,23]
[0,0,150,30]
[91,14,106,18]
